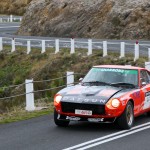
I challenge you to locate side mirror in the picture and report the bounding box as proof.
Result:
[140,78,146,87]
[79,78,83,82]
[141,82,146,87]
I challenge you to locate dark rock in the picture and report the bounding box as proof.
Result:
[18,0,150,39]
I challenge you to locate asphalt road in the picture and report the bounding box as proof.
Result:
[0,22,150,56]
[1,20,150,150]
[0,22,20,34]
[0,114,150,150]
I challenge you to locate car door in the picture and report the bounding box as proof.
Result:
[140,69,150,113]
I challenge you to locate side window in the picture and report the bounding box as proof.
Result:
[140,70,149,84]
[146,71,150,83]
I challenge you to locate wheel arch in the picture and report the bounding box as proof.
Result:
[116,98,134,129]
[128,99,134,108]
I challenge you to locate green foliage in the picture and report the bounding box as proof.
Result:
[0,46,148,113]
[0,53,5,60]
[112,16,121,26]
[0,109,51,124]
[0,86,11,98]
[30,53,48,60]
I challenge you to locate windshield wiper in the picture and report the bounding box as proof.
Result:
[82,81,110,86]
[110,82,136,88]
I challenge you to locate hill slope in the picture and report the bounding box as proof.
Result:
[0,47,147,112]
[0,0,32,15]
[18,0,150,39]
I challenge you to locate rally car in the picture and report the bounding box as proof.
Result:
[54,65,150,129]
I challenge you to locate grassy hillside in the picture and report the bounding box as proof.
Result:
[0,0,32,15]
[0,46,148,113]
[19,0,150,39]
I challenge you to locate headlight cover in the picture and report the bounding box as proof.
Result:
[111,99,120,108]
[55,95,62,104]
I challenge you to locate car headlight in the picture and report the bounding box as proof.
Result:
[111,99,120,108]
[54,94,62,107]
[55,95,62,103]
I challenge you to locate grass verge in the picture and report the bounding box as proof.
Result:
[0,108,53,124]
[0,101,54,124]
[0,45,148,123]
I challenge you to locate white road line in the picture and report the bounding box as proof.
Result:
[63,122,150,150]
[78,125,150,150]
[0,26,20,29]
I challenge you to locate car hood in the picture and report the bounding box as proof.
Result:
[58,84,133,105]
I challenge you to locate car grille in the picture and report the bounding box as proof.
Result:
[61,102,105,115]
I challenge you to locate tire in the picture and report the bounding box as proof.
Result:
[147,111,150,116]
[54,109,69,127]
[117,101,134,129]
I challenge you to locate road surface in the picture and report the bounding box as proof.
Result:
[0,114,150,150]
[1,18,150,150]
[0,22,20,34]
[0,22,150,56]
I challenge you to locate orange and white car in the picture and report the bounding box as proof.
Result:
[54,65,150,129]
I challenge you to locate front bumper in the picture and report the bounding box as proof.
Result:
[55,103,123,118]
[61,102,105,115]
[57,113,116,123]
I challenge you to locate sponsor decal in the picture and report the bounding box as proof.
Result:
[67,87,83,94]
[62,96,106,104]
[142,89,147,93]
[132,91,140,99]
[93,68,138,75]
[66,116,80,121]
[81,87,101,95]
[121,101,126,105]
[143,91,150,109]
[88,118,104,122]
[98,89,118,97]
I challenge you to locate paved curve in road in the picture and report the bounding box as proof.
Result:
[0,114,150,150]
[0,22,20,34]
[0,23,150,57]
[1,20,150,150]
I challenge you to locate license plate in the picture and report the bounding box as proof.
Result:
[75,109,92,116]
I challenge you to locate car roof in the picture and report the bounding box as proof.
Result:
[93,65,144,70]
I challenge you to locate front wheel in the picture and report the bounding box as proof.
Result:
[117,101,134,129]
[54,109,69,127]
[147,111,150,116]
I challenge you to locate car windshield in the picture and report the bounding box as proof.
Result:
[82,68,138,87]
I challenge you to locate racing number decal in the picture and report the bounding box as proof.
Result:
[143,92,150,109]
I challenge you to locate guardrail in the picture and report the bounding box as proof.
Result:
[0,37,150,61]
[1,62,150,111]
[0,15,22,23]
[0,72,84,111]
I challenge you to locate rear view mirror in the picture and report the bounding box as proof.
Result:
[79,78,83,82]
[140,78,146,87]
[141,82,146,87]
